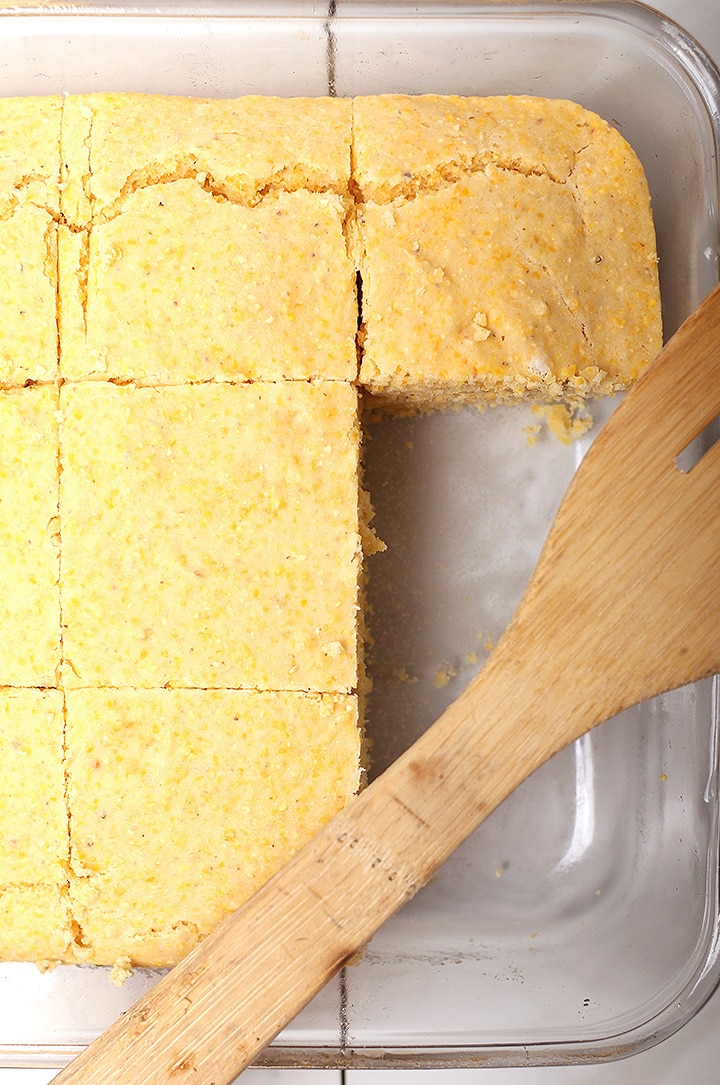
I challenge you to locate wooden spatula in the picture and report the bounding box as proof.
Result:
[55,283,720,1085]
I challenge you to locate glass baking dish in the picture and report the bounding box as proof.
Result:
[0,0,718,1071]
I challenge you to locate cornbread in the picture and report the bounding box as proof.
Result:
[0,385,61,686]
[66,689,360,967]
[0,690,72,963]
[0,91,661,972]
[60,380,360,691]
[0,96,61,384]
[59,93,357,383]
[353,94,661,406]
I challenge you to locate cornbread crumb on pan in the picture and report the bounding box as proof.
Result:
[59,93,357,383]
[59,380,360,692]
[66,688,360,968]
[353,94,661,408]
[531,402,594,445]
[0,689,72,963]
[0,386,61,686]
[0,96,61,384]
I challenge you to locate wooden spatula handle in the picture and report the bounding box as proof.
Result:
[53,654,556,1085]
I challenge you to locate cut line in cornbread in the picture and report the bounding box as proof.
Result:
[65,688,360,968]
[353,94,661,407]
[0,96,61,384]
[0,91,662,974]
[59,93,357,384]
[59,380,361,692]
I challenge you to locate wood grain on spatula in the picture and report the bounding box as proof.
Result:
[54,283,720,1085]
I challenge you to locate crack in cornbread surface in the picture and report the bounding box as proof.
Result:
[0,91,661,972]
[60,381,360,691]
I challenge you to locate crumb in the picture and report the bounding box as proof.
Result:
[531,402,594,444]
[433,661,457,689]
[110,955,133,986]
[359,487,386,555]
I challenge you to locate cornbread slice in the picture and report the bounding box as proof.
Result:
[60,380,361,691]
[62,180,357,384]
[59,93,357,383]
[353,94,661,407]
[65,688,361,968]
[0,886,74,964]
[61,93,353,223]
[0,689,72,963]
[0,96,61,384]
[0,385,61,686]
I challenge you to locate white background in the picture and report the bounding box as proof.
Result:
[2,1,719,1084]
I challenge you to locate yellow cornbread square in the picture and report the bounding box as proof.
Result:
[0,96,61,384]
[353,95,661,406]
[0,689,72,963]
[0,385,61,686]
[0,688,67,886]
[60,181,357,383]
[65,687,361,968]
[0,886,74,964]
[60,380,360,691]
[59,93,357,383]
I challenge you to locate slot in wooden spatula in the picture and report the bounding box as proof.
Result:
[55,283,720,1085]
